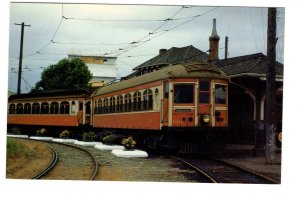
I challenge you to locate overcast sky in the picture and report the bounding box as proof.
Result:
[7,2,285,93]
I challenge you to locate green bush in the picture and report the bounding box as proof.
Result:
[37,128,47,136]
[11,127,21,135]
[60,130,71,138]
[121,136,136,150]
[102,134,117,145]
[82,131,96,142]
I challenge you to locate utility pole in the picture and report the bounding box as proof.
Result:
[15,22,30,95]
[265,8,277,164]
[225,36,228,59]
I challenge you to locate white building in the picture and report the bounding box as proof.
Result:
[68,54,117,86]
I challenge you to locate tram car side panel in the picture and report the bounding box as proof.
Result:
[92,80,163,130]
[7,89,92,128]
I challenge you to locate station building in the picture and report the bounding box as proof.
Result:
[68,54,117,87]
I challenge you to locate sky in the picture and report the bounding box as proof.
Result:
[2,0,300,200]
[7,1,285,93]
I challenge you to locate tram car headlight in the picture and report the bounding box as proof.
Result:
[201,114,210,124]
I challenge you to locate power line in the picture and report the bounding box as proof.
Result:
[249,8,258,52]
[115,7,219,57]
[23,3,65,58]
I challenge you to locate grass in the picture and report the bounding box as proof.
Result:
[6,138,28,158]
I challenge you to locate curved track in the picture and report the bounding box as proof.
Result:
[42,141,99,180]
[171,156,279,184]
[32,147,59,179]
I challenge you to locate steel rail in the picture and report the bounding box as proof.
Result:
[63,143,99,180]
[32,147,59,179]
[170,156,218,183]
[215,159,280,184]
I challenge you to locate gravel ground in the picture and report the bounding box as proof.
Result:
[78,145,203,182]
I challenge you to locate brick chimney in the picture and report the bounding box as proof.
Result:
[209,18,220,61]
[159,48,167,55]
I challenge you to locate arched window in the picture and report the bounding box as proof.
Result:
[154,88,160,108]
[103,98,109,113]
[94,100,98,114]
[71,101,76,113]
[60,101,70,114]
[143,89,153,110]
[124,93,132,112]
[16,103,23,114]
[50,102,59,114]
[133,91,142,111]
[98,99,102,114]
[110,96,116,113]
[116,95,123,112]
[41,102,49,114]
[9,104,16,114]
[24,103,31,114]
[32,103,40,114]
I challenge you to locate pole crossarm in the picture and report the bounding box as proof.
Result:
[14,22,30,95]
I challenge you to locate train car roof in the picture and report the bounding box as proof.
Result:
[91,62,228,97]
[8,88,94,101]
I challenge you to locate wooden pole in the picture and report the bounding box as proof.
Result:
[265,7,277,164]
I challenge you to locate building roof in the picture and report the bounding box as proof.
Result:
[133,45,209,70]
[211,53,284,78]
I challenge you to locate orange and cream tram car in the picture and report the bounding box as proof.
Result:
[91,62,228,150]
[7,89,92,136]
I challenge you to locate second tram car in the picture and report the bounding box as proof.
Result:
[7,89,92,135]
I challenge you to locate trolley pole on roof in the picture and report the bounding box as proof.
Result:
[15,22,30,95]
[265,8,277,164]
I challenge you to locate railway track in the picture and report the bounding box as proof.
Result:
[171,156,279,184]
[28,140,98,180]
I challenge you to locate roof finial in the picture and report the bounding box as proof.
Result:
[211,18,218,38]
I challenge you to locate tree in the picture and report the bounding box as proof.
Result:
[33,58,93,91]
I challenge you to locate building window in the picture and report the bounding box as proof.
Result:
[174,84,194,104]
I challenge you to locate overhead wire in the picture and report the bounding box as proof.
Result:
[115,7,219,57]
[249,8,258,52]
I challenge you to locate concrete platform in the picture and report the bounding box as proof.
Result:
[74,141,102,146]
[29,136,54,141]
[52,138,78,143]
[111,149,148,158]
[94,143,124,150]
[7,134,29,138]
